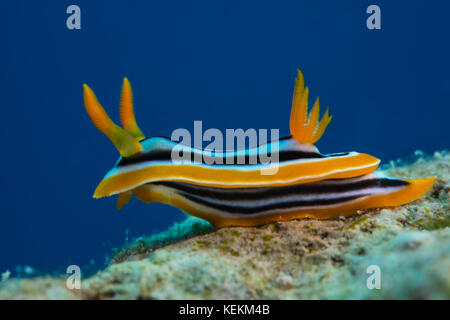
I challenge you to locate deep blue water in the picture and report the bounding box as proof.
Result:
[0,1,448,274]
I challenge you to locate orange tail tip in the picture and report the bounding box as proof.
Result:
[401,176,436,204]
[290,69,332,145]
[364,176,436,209]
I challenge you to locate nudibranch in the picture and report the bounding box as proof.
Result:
[83,70,435,227]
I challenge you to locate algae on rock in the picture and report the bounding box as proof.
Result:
[0,151,449,299]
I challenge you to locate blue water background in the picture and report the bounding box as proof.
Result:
[0,1,448,273]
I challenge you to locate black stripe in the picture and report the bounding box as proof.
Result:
[120,136,351,167]
[115,135,345,167]
[152,178,409,201]
[117,149,328,167]
[181,192,367,214]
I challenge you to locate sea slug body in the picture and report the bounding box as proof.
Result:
[83,69,435,227]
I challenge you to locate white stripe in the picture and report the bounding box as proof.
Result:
[178,186,403,208]
[105,151,368,178]
[158,187,369,219]
[142,177,404,219]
